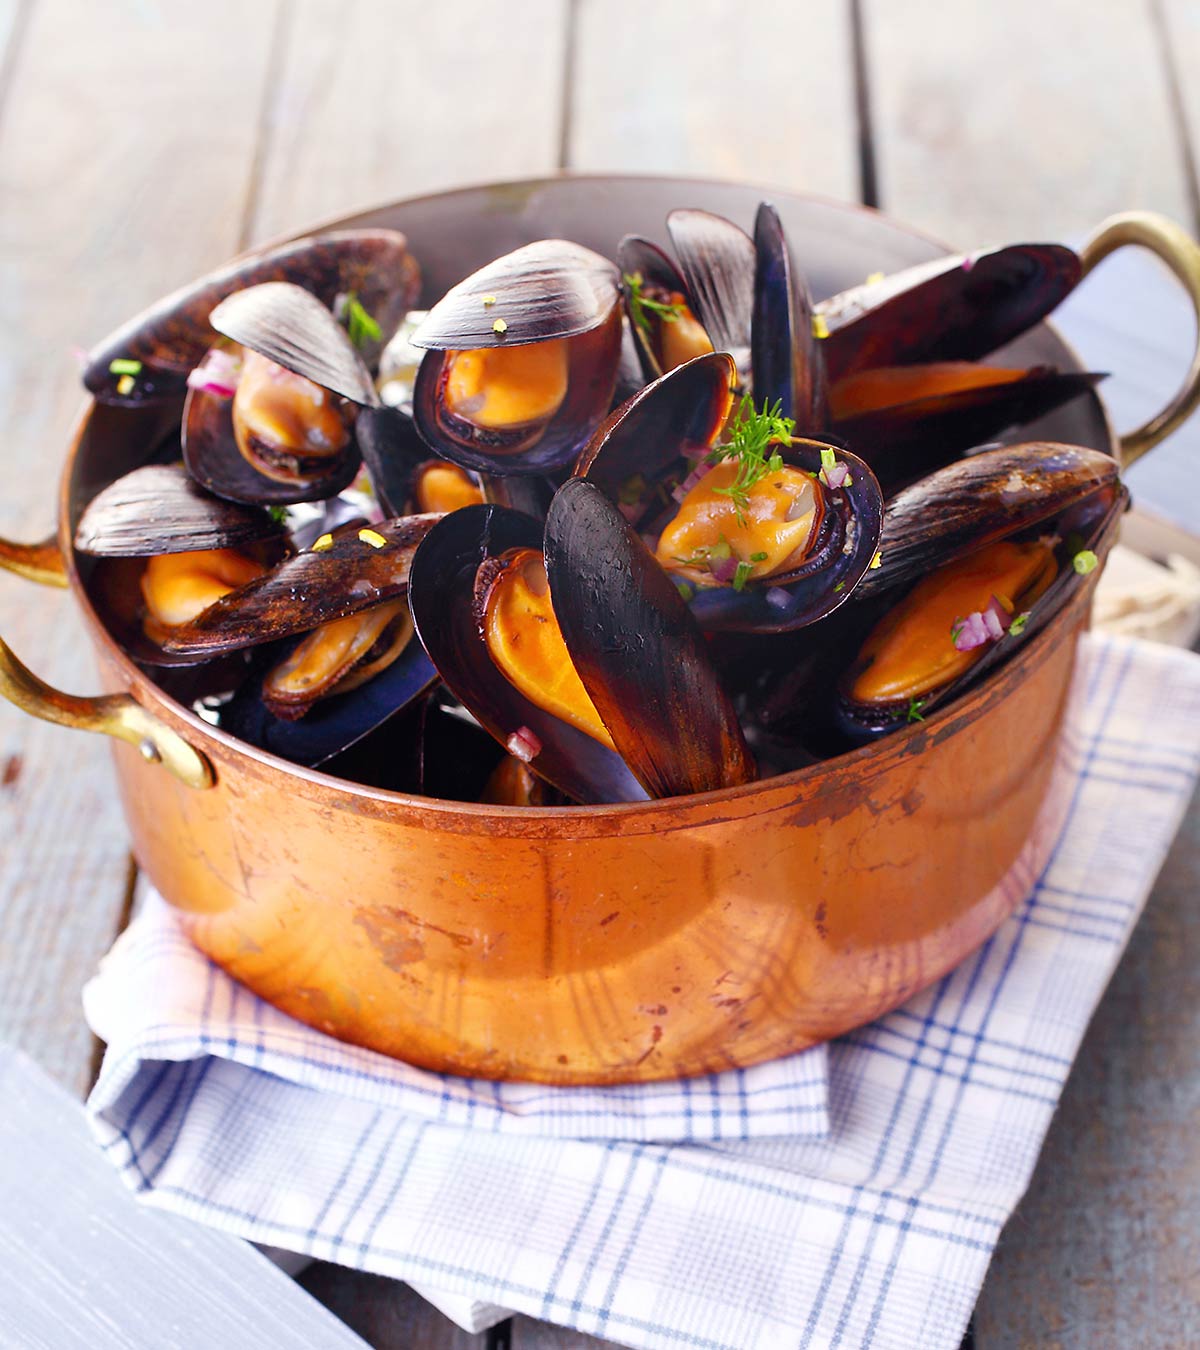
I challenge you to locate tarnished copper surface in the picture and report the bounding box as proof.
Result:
[40,179,1147,1081]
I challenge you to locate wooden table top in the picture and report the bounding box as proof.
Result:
[0,2,1197,1345]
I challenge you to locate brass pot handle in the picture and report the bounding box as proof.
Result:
[1079,210,1200,470]
[0,533,214,789]
[0,533,69,587]
[0,637,214,789]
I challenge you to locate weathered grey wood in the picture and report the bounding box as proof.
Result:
[863,0,1193,245]
[1160,0,1200,231]
[297,1267,485,1348]
[247,0,570,243]
[975,787,1200,1346]
[0,0,282,1095]
[568,0,859,201]
[0,1047,371,1347]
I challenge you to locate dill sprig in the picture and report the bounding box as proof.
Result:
[704,394,795,523]
[343,291,381,348]
[623,271,685,334]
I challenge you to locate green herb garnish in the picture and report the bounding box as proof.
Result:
[1008,610,1031,636]
[674,579,694,602]
[623,271,684,334]
[705,394,794,523]
[267,505,288,525]
[906,698,926,723]
[108,358,142,376]
[344,291,381,348]
[1072,549,1098,576]
[750,551,768,563]
[732,560,754,591]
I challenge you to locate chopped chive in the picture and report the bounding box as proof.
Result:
[358,528,388,549]
[732,560,754,591]
[1008,610,1031,636]
[750,551,769,563]
[312,533,334,552]
[344,292,382,348]
[1072,549,1098,575]
[267,505,288,525]
[108,358,142,376]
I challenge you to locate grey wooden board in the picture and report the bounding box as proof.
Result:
[0,0,281,1097]
[1050,240,1200,534]
[247,0,570,244]
[0,1045,369,1349]
[567,0,858,201]
[863,0,1193,245]
[974,787,1200,1345]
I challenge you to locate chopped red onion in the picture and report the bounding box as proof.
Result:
[186,349,242,398]
[765,586,791,609]
[953,597,1011,652]
[709,554,739,584]
[671,463,710,503]
[983,595,1011,639]
[506,727,542,763]
[820,461,849,490]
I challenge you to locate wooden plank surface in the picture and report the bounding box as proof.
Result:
[975,788,1200,1345]
[1,1046,371,1348]
[863,0,1194,246]
[568,0,859,201]
[248,0,570,243]
[0,0,281,1095]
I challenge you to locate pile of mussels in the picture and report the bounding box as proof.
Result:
[74,205,1126,805]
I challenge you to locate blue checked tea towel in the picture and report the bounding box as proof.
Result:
[84,634,1200,1350]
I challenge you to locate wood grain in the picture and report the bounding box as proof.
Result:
[247,0,570,243]
[863,0,1193,245]
[568,0,859,202]
[0,1047,371,1348]
[0,0,282,1094]
[975,789,1200,1346]
[1160,0,1200,230]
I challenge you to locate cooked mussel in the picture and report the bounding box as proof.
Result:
[838,484,1123,739]
[829,363,1104,495]
[618,236,714,381]
[854,441,1123,602]
[158,514,438,658]
[578,352,884,632]
[85,229,419,404]
[410,241,623,475]
[408,504,645,804]
[408,488,756,803]
[183,283,381,505]
[665,208,756,385]
[817,243,1082,382]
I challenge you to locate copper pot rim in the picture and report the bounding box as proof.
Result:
[60,174,1112,834]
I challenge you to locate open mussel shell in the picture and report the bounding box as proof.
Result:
[158,515,439,658]
[818,243,1082,383]
[410,308,622,477]
[578,352,884,633]
[411,239,620,350]
[751,202,828,432]
[577,351,736,526]
[617,235,708,383]
[836,479,1127,743]
[854,441,1123,603]
[831,367,1104,495]
[209,283,381,407]
[73,464,287,557]
[408,504,647,805]
[545,478,756,798]
[407,241,623,478]
[183,363,363,506]
[666,208,755,379]
[218,627,438,768]
[85,229,419,404]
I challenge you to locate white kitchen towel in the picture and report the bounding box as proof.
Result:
[85,634,1200,1349]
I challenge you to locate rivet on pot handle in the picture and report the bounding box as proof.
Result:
[0,533,69,587]
[0,637,214,789]
[1080,210,1200,470]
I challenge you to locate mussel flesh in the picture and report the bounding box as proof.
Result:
[410,241,623,475]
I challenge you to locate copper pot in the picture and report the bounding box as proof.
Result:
[3,179,1199,1084]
